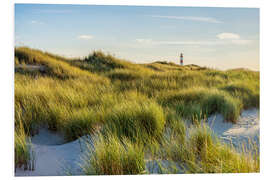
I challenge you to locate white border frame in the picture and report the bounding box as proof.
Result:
[1,0,270,179]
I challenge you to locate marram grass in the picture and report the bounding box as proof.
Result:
[81,133,145,175]
[14,47,259,173]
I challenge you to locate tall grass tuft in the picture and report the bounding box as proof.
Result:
[103,100,165,142]
[163,124,260,173]
[15,125,34,171]
[221,82,259,109]
[62,108,99,141]
[82,133,145,175]
[159,88,242,122]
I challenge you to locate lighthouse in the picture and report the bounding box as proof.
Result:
[180,53,183,66]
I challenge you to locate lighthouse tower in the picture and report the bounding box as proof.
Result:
[180,53,183,66]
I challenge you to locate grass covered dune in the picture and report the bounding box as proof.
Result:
[15,47,260,174]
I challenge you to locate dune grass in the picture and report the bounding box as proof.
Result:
[221,82,259,109]
[15,123,34,171]
[81,119,259,174]
[71,50,148,74]
[158,88,242,122]
[15,74,110,141]
[14,47,259,173]
[15,47,108,82]
[82,133,145,175]
[102,100,165,142]
[162,123,259,173]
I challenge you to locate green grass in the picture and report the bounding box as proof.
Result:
[71,50,149,74]
[221,82,259,109]
[82,133,145,175]
[14,47,260,173]
[162,124,259,173]
[102,99,165,142]
[15,47,108,82]
[159,88,242,122]
[81,119,259,174]
[15,124,34,171]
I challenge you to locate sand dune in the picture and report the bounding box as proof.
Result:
[15,109,259,176]
[207,109,259,148]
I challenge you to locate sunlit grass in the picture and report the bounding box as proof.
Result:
[14,47,260,174]
[15,123,34,171]
[162,123,259,173]
[82,133,145,175]
[102,99,165,142]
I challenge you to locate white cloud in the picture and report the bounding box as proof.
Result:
[216,33,252,45]
[30,20,44,24]
[156,41,220,46]
[135,39,222,46]
[135,38,251,46]
[151,15,222,23]
[231,39,252,45]
[135,39,153,43]
[217,33,240,40]
[77,35,94,40]
[136,32,252,47]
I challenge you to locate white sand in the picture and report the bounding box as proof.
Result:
[145,159,183,174]
[206,108,259,148]
[15,109,259,176]
[15,129,92,176]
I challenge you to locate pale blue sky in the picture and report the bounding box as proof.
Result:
[15,4,259,70]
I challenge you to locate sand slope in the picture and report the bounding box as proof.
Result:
[15,129,90,176]
[15,109,259,176]
[207,108,259,148]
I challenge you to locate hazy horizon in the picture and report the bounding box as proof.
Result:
[15,4,260,70]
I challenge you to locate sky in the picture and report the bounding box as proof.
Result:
[15,4,260,70]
